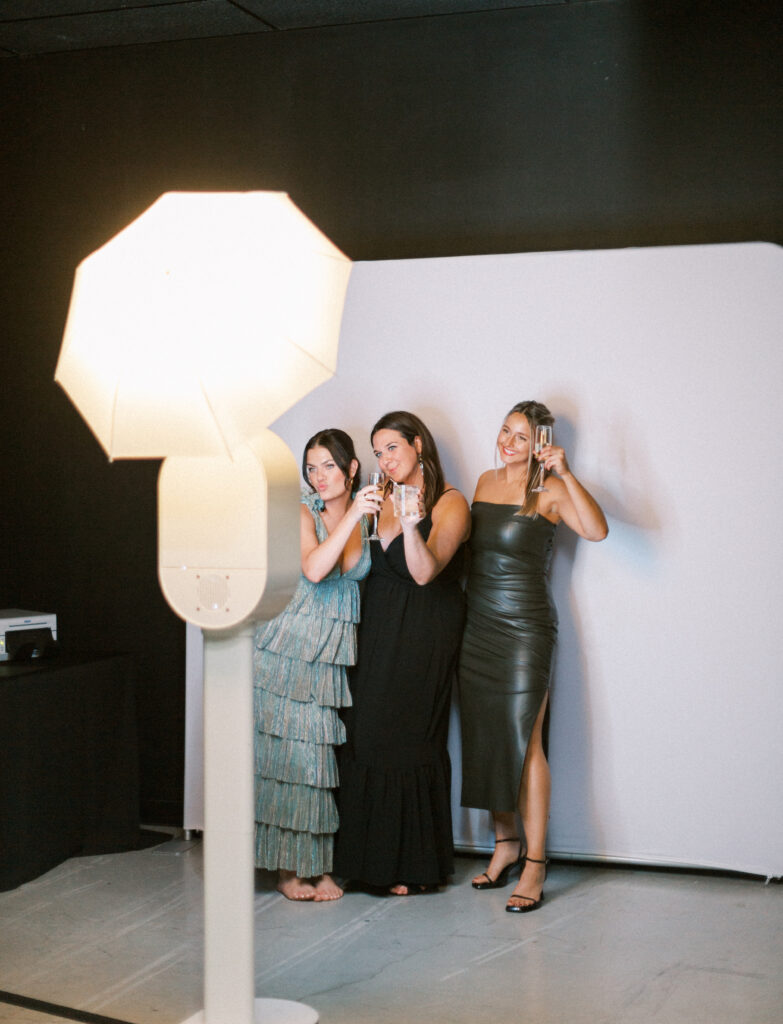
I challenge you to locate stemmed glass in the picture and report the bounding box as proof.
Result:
[368,472,384,541]
[532,425,552,492]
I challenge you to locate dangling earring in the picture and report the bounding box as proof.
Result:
[418,457,424,480]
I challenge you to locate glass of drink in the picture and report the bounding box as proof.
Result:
[368,472,384,540]
[532,425,552,492]
[392,483,421,518]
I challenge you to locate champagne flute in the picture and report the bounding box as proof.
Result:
[368,471,384,541]
[532,425,552,492]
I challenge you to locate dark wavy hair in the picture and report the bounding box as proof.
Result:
[504,400,555,517]
[371,410,445,515]
[302,428,361,494]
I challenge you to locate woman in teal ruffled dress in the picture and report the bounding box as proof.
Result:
[253,429,377,901]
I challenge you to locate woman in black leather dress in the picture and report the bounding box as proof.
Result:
[335,411,471,895]
[458,401,607,912]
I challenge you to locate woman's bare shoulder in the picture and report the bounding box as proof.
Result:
[433,484,470,529]
[473,468,499,500]
[438,482,469,507]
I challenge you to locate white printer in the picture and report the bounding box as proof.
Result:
[0,609,58,661]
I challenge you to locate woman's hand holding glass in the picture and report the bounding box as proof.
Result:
[535,436,570,486]
[393,483,424,528]
[365,472,386,541]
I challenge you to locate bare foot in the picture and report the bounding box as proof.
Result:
[276,870,316,901]
[311,874,343,901]
[388,883,435,896]
[471,838,523,887]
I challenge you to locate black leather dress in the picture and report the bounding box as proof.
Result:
[458,502,558,812]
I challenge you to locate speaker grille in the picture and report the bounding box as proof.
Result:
[197,574,230,611]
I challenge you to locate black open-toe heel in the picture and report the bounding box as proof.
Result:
[472,837,526,890]
[505,856,548,912]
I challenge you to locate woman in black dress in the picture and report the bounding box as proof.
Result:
[459,401,607,912]
[334,411,471,895]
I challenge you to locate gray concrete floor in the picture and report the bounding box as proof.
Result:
[0,835,780,1024]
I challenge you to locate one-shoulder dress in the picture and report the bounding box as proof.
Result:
[458,503,558,812]
[253,494,371,878]
[334,514,466,888]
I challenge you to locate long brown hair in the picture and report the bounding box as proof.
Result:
[371,410,445,516]
[302,428,361,494]
[504,401,555,517]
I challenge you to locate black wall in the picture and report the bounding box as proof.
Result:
[1,1,780,823]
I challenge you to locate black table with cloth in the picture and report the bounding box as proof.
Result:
[0,652,141,891]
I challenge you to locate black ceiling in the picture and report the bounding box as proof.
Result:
[0,0,584,56]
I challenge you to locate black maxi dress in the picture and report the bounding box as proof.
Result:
[334,514,466,888]
[458,503,558,812]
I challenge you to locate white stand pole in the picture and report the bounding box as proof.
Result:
[181,627,318,1024]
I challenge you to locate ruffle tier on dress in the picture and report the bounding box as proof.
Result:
[335,745,454,888]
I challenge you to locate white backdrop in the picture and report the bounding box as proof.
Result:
[185,242,783,879]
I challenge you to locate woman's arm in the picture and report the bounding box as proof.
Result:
[300,486,379,582]
[540,446,608,541]
[400,488,471,586]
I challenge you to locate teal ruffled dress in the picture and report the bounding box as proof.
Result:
[253,492,371,878]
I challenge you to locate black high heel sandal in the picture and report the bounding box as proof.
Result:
[505,856,548,912]
[472,837,526,890]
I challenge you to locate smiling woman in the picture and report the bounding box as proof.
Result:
[459,400,607,913]
[334,411,471,895]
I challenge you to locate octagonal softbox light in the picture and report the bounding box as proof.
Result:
[55,191,351,459]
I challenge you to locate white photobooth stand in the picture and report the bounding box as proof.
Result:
[57,192,356,1024]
